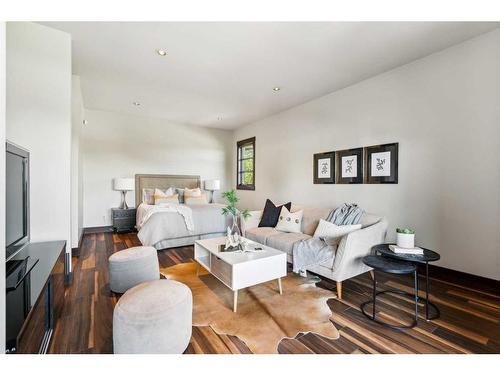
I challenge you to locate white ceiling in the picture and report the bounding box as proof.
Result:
[42,22,499,130]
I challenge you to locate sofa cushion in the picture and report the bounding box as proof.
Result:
[300,207,332,235]
[266,232,311,255]
[291,205,331,235]
[245,227,281,245]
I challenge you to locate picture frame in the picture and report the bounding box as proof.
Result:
[365,142,399,184]
[335,147,364,184]
[313,151,335,184]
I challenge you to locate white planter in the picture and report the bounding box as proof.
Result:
[397,233,415,248]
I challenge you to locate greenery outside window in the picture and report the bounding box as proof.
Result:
[236,137,255,190]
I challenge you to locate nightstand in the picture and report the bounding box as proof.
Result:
[111,208,137,233]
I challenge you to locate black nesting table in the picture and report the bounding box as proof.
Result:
[361,255,420,329]
[372,243,440,321]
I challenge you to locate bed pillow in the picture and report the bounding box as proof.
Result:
[275,206,303,233]
[184,187,202,198]
[258,199,292,227]
[185,193,208,205]
[155,194,179,205]
[153,187,174,197]
[142,188,155,205]
[153,188,176,204]
[313,219,361,246]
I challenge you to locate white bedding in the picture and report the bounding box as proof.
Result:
[136,202,229,248]
[137,204,194,231]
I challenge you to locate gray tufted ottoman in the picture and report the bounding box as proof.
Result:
[108,246,160,293]
[113,279,193,354]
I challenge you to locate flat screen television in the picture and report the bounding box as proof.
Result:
[6,142,30,261]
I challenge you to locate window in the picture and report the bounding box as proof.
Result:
[237,137,255,190]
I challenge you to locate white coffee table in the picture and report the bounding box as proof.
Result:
[194,237,287,312]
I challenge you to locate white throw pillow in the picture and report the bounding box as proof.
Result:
[155,194,179,205]
[154,188,176,205]
[313,219,361,246]
[184,187,201,198]
[185,193,208,205]
[275,206,303,233]
[154,187,174,197]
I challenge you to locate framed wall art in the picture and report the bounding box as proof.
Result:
[313,151,335,184]
[365,142,398,183]
[335,147,363,184]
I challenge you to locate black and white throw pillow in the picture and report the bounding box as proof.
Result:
[258,199,292,227]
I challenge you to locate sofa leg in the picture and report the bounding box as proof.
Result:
[369,270,375,280]
[336,281,342,300]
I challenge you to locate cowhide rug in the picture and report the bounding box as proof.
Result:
[161,262,339,354]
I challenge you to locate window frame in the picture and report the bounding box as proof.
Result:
[236,137,256,190]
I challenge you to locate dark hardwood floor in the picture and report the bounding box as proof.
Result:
[48,232,500,354]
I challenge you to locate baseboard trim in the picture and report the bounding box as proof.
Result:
[83,225,114,234]
[71,230,85,257]
[419,264,500,295]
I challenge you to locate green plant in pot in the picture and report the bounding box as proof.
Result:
[396,228,415,248]
[221,190,250,244]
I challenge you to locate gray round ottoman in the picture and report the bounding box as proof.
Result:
[108,246,160,293]
[113,279,193,354]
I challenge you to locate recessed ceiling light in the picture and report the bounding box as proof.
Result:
[156,49,167,56]
[273,87,281,92]
[133,101,141,106]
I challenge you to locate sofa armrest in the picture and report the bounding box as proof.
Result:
[330,219,388,282]
[241,210,262,236]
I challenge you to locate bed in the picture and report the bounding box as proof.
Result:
[135,174,229,249]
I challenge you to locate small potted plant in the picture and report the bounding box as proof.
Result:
[396,228,415,248]
[221,190,250,245]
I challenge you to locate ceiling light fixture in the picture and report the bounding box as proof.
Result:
[82,120,88,125]
[156,49,167,56]
[273,87,281,92]
[133,101,141,106]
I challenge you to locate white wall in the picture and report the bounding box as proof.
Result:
[82,109,233,227]
[6,23,72,251]
[234,29,500,280]
[71,75,84,248]
[0,20,7,354]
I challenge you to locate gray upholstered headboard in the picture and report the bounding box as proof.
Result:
[135,174,201,206]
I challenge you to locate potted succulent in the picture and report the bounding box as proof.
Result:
[396,228,415,248]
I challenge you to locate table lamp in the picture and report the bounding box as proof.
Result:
[114,178,135,209]
[204,179,220,203]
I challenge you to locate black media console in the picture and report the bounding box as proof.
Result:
[5,241,69,353]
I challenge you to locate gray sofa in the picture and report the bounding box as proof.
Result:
[242,205,388,299]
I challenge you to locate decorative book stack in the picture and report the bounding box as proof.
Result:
[388,244,424,255]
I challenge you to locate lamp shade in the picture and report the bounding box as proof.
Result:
[204,179,220,191]
[113,178,135,191]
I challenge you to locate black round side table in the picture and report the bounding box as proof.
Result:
[372,244,440,321]
[361,255,419,330]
